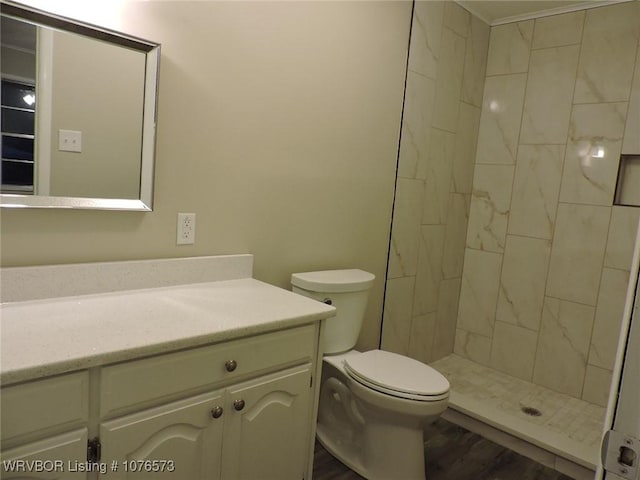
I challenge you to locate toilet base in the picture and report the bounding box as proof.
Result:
[317,424,368,478]
[317,417,428,480]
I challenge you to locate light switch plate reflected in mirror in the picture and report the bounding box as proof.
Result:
[58,129,82,153]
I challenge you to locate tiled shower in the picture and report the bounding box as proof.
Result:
[383,1,490,361]
[383,0,640,410]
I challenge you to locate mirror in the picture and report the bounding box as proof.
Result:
[0,1,160,210]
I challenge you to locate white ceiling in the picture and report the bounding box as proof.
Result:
[456,0,631,25]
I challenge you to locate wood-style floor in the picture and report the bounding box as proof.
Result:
[313,418,573,480]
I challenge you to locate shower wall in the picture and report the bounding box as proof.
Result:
[455,1,640,406]
[382,2,489,362]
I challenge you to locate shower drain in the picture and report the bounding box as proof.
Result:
[521,406,542,417]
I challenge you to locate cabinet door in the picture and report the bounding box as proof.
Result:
[100,390,224,480]
[1,429,88,480]
[221,364,312,480]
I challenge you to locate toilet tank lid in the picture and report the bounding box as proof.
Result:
[291,269,375,293]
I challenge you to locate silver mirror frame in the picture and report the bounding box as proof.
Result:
[0,1,160,211]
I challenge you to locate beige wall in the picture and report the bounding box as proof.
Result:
[0,1,413,351]
[382,1,490,363]
[49,30,145,199]
[455,2,640,406]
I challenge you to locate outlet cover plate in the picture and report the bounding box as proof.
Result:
[177,213,196,245]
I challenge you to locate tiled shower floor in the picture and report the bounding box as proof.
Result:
[431,354,605,476]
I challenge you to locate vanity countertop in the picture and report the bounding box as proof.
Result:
[0,278,335,386]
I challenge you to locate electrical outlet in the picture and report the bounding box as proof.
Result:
[177,213,196,245]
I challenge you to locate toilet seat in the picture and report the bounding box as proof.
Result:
[343,350,449,402]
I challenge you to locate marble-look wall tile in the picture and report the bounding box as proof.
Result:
[452,102,481,194]
[388,178,424,278]
[490,321,538,381]
[485,21,534,76]
[496,235,551,331]
[622,45,640,155]
[533,297,595,397]
[508,145,565,240]
[397,72,436,180]
[381,276,415,355]
[443,1,470,38]
[413,225,445,316]
[573,1,640,104]
[582,365,612,407]
[408,312,437,364]
[559,102,627,206]
[466,165,514,253]
[457,248,502,337]
[422,128,456,225]
[532,11,584,50]
[432,27,466,133]
[461,15,490,108]
[475,74,527,165]
[442,193,469,279]
[432,277,462,360]
[546,204,611,306]
[588,268,629,370]
[407,0,444,81]
[605,206,640,271]
[520,45,580,145]
[454,328,492,366]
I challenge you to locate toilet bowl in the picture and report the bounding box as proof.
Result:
[291,269,450,480]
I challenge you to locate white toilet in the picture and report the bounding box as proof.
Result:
[291,269,450,480]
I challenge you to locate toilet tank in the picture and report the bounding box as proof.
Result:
[291,269,375,354]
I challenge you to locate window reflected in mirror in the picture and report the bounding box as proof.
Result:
[1,16,36,193]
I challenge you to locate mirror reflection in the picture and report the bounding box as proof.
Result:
[1,16,36,193]
[0,2,160,210]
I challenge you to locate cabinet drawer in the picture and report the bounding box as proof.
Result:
[1,371,89,444]
[100,324,316,417]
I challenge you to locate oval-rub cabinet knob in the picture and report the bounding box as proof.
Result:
[225,360,237,372]
[211,406,223,419]
[233,399,245,411]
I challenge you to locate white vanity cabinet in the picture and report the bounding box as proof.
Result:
[219,364,312,480]
[98,323,317,480]
[0,372,90,480]
[1,259,335,480]
[100,365,311,480]
[0,430,89,480]
[1,430,89,480]
[1,323,321,480]
[100,390,225,479]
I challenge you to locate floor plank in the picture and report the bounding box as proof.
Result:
[313,418,573,480]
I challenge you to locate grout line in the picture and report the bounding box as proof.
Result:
[484,71,530,79]
[582,205,616,399]
[428,8,463,361]
[451,19,490,350]
[538,9,587,395]
[572,99,633,106]
[490,19,536,374]
[544,293,597,309]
